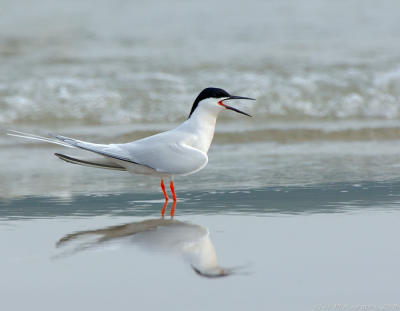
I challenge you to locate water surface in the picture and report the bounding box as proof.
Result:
[1,185,400,310]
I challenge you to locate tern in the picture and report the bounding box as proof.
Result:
[8,87,255,215]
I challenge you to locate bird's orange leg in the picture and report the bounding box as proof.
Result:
[161,179,169,201]
[170,200,177,218]
[170,180,177,202]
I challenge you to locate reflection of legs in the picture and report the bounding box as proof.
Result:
[169,180,177,217]
[161,179,169,201]
[170,200,177,217]
[161,200,168,217]
[170,180,177,201]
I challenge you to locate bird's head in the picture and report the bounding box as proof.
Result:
[188,87,255,118]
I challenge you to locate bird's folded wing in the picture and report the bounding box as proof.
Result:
[121,142,208,175]
[53,134,207,174]
[8,131,207,174]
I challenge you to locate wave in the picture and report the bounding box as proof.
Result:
[1,64,400,125]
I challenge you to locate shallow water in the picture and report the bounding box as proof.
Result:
[2,0,400,310]
[1,185,400,311]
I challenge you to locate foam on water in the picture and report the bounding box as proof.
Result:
[1,0,400,130]
[1,66,400,125]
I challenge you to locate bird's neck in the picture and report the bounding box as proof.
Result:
[180,107,219,153]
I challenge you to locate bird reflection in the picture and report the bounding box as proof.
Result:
[56,211,234,278]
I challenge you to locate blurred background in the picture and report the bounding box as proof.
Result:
[1,0,400,197]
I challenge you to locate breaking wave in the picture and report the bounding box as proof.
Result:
[1,65,400,125]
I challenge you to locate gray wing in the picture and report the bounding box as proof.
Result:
[8,130,208,175]
[54,134,208,175]
[120,140,208,175]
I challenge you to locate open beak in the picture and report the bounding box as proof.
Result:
[218,95,255,117]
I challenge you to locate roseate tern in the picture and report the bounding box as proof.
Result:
[7,87,255,215]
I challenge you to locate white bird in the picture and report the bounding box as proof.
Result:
[8,87,255,215]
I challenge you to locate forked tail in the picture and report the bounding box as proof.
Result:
[6,130,75,148]
[7,130,126,171]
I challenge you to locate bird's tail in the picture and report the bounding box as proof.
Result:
[7,130,126,171]
[6,130,75,148]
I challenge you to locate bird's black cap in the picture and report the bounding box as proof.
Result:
[188,87,231,118]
